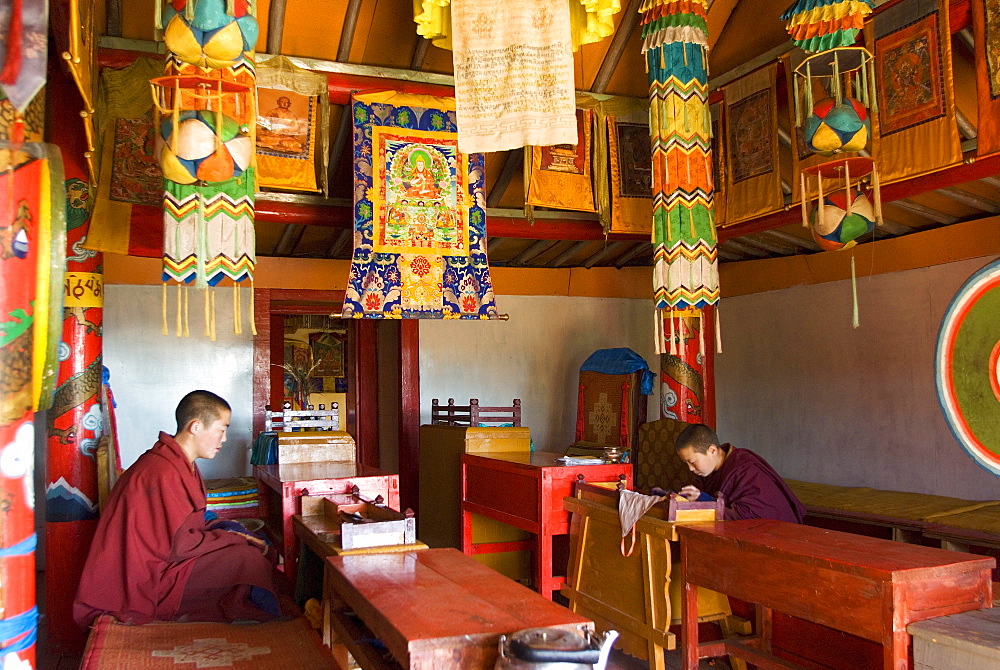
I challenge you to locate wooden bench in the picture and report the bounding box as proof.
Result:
[908,608,1000,669]
[80,615,337,669]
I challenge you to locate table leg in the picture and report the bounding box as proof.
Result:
[883,629,909,670]
[756,604,772,654]
[538,531,553,600]
[461,505,473,556]
[283,484,299,584]
[681,549,699,670]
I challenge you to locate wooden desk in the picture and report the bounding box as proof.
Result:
[325,547,593,670]
[254,461,398,584]
[678,520,995,670]
[460,451,632,599]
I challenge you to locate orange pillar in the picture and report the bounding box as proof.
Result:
[43,61,101,653]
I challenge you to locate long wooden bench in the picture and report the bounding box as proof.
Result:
[787,479,1000,570]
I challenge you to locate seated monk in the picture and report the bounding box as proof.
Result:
[74,390,282,628]
[669,423,805,523]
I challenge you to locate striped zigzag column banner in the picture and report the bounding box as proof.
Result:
[642,0,719,355]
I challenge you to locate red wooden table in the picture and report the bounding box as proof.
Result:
[254,461,399,584]
[460,451,632,599]
[325,547,593,669]
[678,519,995,670]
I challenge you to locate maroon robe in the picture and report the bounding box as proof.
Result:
[73,432,277,628]
[697,444,806,523]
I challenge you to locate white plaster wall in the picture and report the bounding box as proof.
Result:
[419,295,659,451]
[716,255,1000,500]
[103,285,254,478]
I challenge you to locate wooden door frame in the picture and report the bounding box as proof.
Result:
[251,289,420,486]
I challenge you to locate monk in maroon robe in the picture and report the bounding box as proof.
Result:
[674,423,805,523]
[74,390,281,628]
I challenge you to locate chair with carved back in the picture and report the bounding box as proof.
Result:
[430,398,522,427]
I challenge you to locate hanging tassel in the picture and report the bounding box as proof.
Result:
[805,61,813,112]
[210,289,217,342]
[859,54,868,107]
[868,59,878,115]
[249,281,257,335]
[654,309,664,355]
[196,191,208,288]
[175,282,182,337]
[872,164,883,225]
[186,0,195,22]
[155,0,164,30]
[233,282,240,335]
[227,0,236,16]
[162,283,168,335]
[669,311,677,356]
[851,254,859,329]
[800,172,809,227]
[171,78,181,155]
[833,51,841,105]
[845,160,852,216]
[183,285,190,337]
[698,310,705,358]
[793,73,802,127]
[215,82,224,153]
[715,304,722,354]
[817,172,825,232]
[204,288,211,337]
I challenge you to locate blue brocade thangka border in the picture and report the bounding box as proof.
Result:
[342,98,498,319]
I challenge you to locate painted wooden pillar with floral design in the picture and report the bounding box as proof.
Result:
[43,64,102,653]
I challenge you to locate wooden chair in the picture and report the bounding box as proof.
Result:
[430,398,522,427]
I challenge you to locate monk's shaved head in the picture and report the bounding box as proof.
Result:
[676,423,720,455]
[176,390,231,433]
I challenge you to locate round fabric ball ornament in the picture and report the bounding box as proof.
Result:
[809,186,875,251]
[162,0,258,69]
[157,110,253,185]
[802,97,869,156]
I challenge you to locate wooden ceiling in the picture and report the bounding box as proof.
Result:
[99,0,1000,269]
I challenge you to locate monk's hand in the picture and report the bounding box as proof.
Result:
[679,485,701,502]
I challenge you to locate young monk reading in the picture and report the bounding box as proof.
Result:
[74,390,282,628]
[673,423,805,523]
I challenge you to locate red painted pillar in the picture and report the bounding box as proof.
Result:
[0,159,45,670]
[660,306,715,428]
[43,62,101,653]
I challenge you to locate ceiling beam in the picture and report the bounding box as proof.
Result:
[718,152,1000,241]
[487,237,512,259]
[590,0,642,94]
[762,229,821,251]
[719,239,769,258]
[738,234,799,255]
[549,241,591,267]
[337,0,365,62]
[487,149,524,208]
[936,186,1000,213]
[583,241,630,268]
[410,38,431,71]
[614,241,650,268]
[266,0,288,54]
[955,109,978,140]
[325,229,352,258]
[876,218,915,235]
[507,240,557,266]
[327,105,352,190]
[106,0,122,37]
[889,199,960,225]
[273,223,307,256]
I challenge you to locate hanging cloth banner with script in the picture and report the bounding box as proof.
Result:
[972,0,1000,158]
[342,91,498,319]
[869,0,961,183]
[450,0,577,153]
[721,63,783,226]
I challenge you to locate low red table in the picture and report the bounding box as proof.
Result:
[460,451,632,599]
[254,461,398,584]
[678,519,995,670]
[325,547,593,669]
